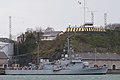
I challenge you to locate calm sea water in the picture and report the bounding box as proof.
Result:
[0,75,120,80]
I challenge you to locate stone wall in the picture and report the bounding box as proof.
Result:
[85,60,120,69]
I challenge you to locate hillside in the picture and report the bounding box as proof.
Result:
[15,29,120,64]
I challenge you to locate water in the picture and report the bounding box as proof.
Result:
[0,75,120,80]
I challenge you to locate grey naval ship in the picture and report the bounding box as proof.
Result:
[5,56,108,75]
[5,37,108,75]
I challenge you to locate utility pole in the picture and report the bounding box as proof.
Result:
[37,32,40,65]
[17,42,19,55]
[94,48,97,64]
[37,41,40,65]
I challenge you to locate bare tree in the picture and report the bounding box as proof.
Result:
[26,28,33,33]
[45,27,54,32]
[105,24,120,30]
[35,27,44,32]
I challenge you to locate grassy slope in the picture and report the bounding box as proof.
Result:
[17,30,120,61]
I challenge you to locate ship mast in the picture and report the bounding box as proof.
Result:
[67,25,71,57]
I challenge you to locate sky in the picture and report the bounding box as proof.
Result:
[0,0,120,39]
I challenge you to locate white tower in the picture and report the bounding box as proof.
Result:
[9,16,12,40]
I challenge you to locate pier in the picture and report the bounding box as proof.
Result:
[107,69,120,74]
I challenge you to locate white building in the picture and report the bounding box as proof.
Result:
[0,51,8,68]
[41,31,63,41]
[0,38,14,68]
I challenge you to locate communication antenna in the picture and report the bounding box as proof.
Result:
[87,11,97,25]
[78,0,88,27]
[104,13,107,26]
[9,16,12,40]
[84,0,86,27]
[91,12,94,24]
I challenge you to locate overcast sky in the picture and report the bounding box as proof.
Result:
[0,0,120,38]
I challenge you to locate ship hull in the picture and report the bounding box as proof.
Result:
[5,67,108,75]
